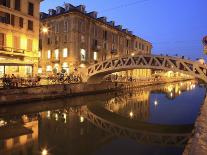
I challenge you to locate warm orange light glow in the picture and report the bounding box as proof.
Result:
[42,27,49,34]
[42,149,48,155]
[6,32,13,47]
[20,35,27,50]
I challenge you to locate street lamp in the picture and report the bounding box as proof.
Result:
[41,149,48,155]
[41,26,49,34]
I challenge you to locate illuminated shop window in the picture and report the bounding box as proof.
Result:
[54,49,59,60]
[93,52,98,61]
[62,62,69,73]
[63,48,68,58]
[54,64,59,73]
[46,65,52,72]
[38,51,41,58]
[47,50,51,59]
[80,49,86,61]
[25,66,32,75]
[38,68,42,74]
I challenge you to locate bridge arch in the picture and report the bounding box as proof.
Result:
[84,55,207,84]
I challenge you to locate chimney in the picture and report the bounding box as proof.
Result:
[99,17,107,23]
[40,12,48,19]
[115,25,122,30]
[48,9,56,16]
[64,3,75,11]
[122,29,128,33]
[76,5,86,13]
[108,21,115,26]
[56,6,65,14]
[87,11,97,18]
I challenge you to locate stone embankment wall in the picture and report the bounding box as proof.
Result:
[0,82,118,105]
[0,78,192,105]
[183,94,207,155]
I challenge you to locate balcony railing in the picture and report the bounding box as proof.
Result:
[0,45,38,58]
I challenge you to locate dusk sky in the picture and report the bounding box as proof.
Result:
[40,0,207,60]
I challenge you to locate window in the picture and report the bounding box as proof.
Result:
[38,51,41,58]
[11,14,15,26]
[0,33,5,47]
[28,2,34,16]
[93,52,98,61]
[62,62,69,73]
[0,12,10,24]
[47,50,51,59]
[103,42,107,50]
[103,30,107,40]
[27,39,32,51]
[19,17,23,28]
[25,66,32,75]
[54,49,59,60]
[63,48,68,58]
[54,64,59,73]
[46,65,52,72]
[55,36,59,44]
[126,40,129,48]
[38,68,42,74]
[80,49,86,61]
[139,43,141,49]
[0,0,10,8]
[63,21,68,32]
[81,35,85,43]
[15,0,21,11]
[63,35,68,43]
[13,36,20,49]
[112,34,115,43]
[142,44,144,50]
[47,38,51,45]
[28,20,33,31]
[55,24,59,33]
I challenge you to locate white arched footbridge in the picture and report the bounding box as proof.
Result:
[83,55,207,83]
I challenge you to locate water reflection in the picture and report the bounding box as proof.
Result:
[0,80,205,155]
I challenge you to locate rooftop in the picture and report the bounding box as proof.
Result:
[40,3,151,44]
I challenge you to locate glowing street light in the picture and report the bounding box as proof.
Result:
[131,53,135,56]
[42,26,48,34]
[154,99,158,106]
[80,116,84,123]
[41,149,48,155]
[129,111,134,118]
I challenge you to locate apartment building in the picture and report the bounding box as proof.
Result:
[0,0,43,77]
[39,4,152,78]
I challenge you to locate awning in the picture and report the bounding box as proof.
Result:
[0,63,34,66]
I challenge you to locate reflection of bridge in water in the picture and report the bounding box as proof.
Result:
[75,105,193,147]
[105,80,197,121]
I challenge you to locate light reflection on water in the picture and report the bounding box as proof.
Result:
[0,80,205,155]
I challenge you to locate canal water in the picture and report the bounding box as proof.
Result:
[0,80,206,155]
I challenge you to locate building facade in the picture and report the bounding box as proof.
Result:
[0,0,43,77]
[39,4,152,78]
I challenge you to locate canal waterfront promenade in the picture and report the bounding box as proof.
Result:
[0,77,192,105]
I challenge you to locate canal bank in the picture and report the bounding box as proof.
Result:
[0,78,193,105]
[183,93,207,155]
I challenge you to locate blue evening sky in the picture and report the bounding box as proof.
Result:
[40,0,207,60]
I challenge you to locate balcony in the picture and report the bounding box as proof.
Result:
[0,46,38,58]
[0,46,25,57]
